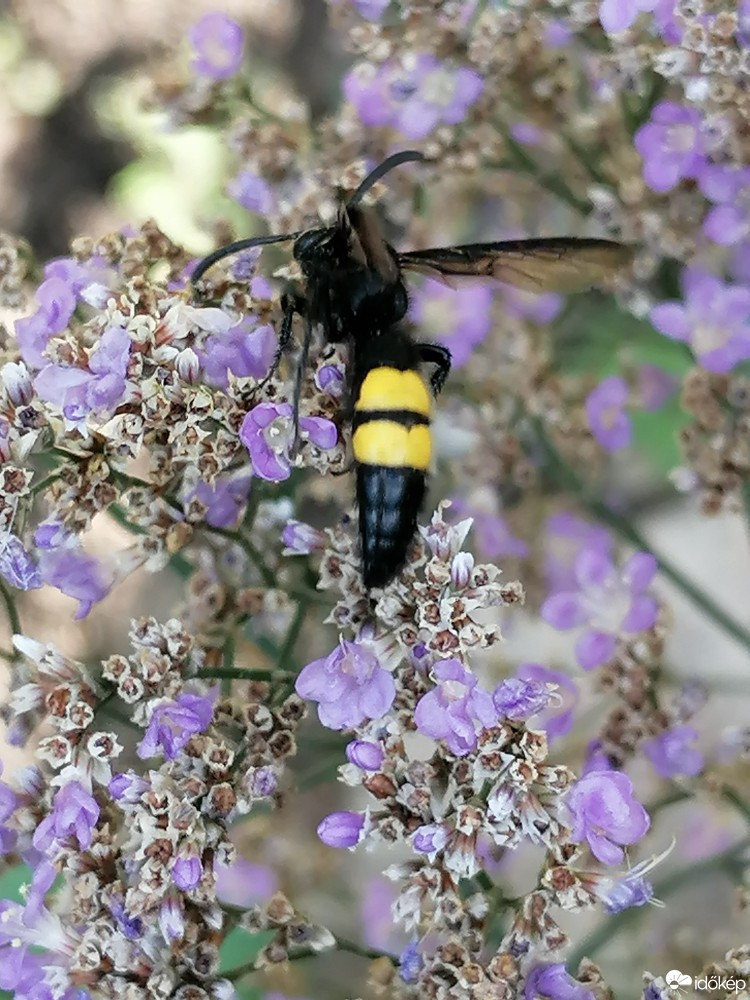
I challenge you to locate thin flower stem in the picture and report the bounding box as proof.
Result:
[221,632,235,696]
[31,471,62,497]
[493,130,591,216]
[721,785,750,827]
[533,420,750,655]
[200,667,283,682]
[208,526,277,589]
[276,597,310,676]
[0,580,21,642]
[224,935,398,982]
[567,834,750,968]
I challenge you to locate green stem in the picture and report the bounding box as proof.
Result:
[107,503,193,580]
[534,421,750,655]
[494,130,590,216]
[31,471,62,497]
[221,633,236,696]
[201,667,285,682]
[276,598,309,675]
[208,527,277,589]
[225,934,397,982]
[721,786,750,826]
[0,581,21,641]
[567,834,750,968]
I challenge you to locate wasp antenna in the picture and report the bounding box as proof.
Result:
[347,149,425,208]
[191,232,300,288]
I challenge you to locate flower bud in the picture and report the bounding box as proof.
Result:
[176,347,200,384]
[450,551,474,588]
[1,361,33,405]
[317,810,365,848]
[346,740,384,771]
[281,519,325,555]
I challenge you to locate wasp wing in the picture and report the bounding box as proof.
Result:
[398,238,632,293]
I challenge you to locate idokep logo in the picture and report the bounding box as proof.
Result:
[666,970,692,993]
[664,969,748,995]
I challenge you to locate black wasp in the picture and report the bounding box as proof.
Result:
[192,150,631,590]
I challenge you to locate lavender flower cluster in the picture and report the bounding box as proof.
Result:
[0,1,749,998]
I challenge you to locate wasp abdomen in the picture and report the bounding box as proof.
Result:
[352,366,432,589]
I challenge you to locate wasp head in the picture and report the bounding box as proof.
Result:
[292,228,342,273]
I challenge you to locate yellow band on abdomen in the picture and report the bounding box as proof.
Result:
[354,367,431,416]
[352,420,432,470]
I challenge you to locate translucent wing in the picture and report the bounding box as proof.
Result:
[398,238,633,293]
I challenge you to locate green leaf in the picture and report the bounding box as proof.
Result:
[219,927,276,974]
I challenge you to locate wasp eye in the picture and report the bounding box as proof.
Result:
[293,229,329,261]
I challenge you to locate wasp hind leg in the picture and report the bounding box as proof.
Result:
[257,289,306,392]
[417,343,452,396]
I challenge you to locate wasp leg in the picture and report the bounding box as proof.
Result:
[417,343,452,396]
[257,289,306,391]
[290,315,315,456]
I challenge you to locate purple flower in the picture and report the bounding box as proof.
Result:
[15,277,76,369]
[228,171,274,215]
[0,762,17,856]
[315,363,345,396]
[34,325,131,421]
[409,279,493,366]
[634,102,708,193]
[597,858,658,915]
[360,877,404,952]
[109,771,148,803]
[399,940,422,983]
[700,164,750,247]
[188,474,252,528]
[493,677,552,721]
[541,550,659,670]
[317,810,365,848]
[111,899,143,940]
[544,512,612,597]
[412,823,449,856]
[215,858,277,907]
[599,0,660,34]
[525,963,595,1000]
[414,659,496,756]
[585,376,631,451]
[296,640,396,729]
[38,545,113,620]
[281,519,326,555]
[651,267,750,373]
[566,769,650,866]
[344,54,483,140]
[138,692,215,760]
[159,896,185,943]
[517,664,579,740]
[637,364,677,411]
[352,0,390,20]
[24,859,56,925]
[200,317,276,388]
[33,779,100,855]
[240,402,338,482]
[0,533,41,591]
[643,725,704,778]
[346,740,384,771]
[451,493,528,560]
[188,12,244,80]
[502,285,562,325]
[172,854,203,890]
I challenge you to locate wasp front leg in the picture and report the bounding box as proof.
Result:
[417,343,452,396]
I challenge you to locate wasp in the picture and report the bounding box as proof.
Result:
[193,150,631,590]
